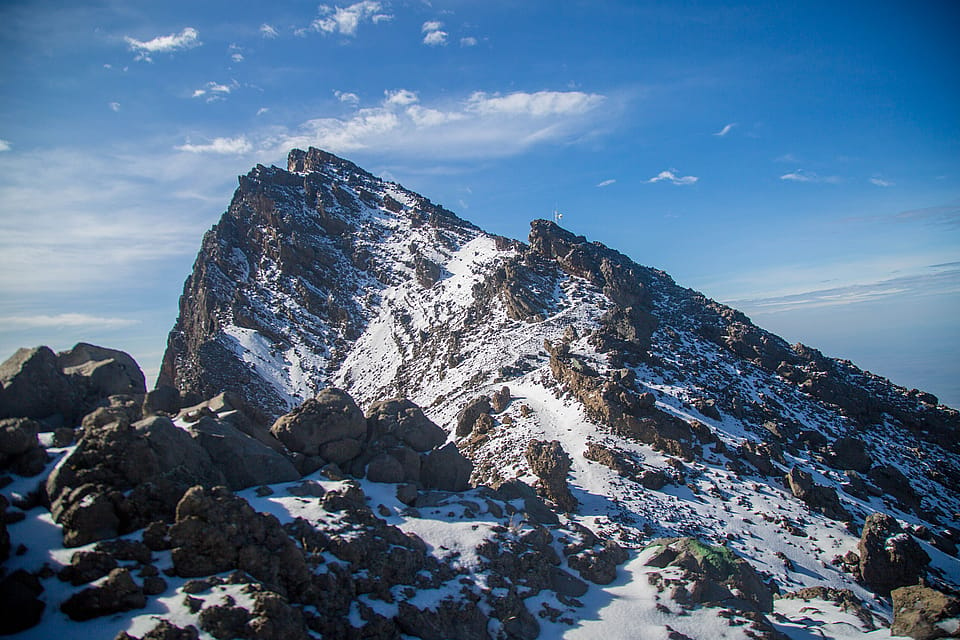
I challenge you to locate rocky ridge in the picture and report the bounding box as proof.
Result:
[1,147,959,638]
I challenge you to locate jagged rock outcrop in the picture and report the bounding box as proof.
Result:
[858,513,930,596]
[525,439,577,513]
[784,467,850,522]
[890,585,960,640]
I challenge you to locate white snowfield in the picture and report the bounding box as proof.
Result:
[4,154,957,638]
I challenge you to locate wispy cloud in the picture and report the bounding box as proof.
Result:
[460,36,478,47]
[260,23,279,38]
[869,177,894,187]
[0,313,139,329]
[780,169,840,184]
[175,136,252,154]
[646,169,698,185]
[270,89,608,159]
[422,21,448,46]
[192,81,234,102]
[596,179,616,188]
[727,266,960,314]
[775,153,799,163]
[124,27,201,62]
[108,102,121,112]
[713,123,736,137]
[335,90,360,105]
[303,1,392,37]
[0,139,11,152]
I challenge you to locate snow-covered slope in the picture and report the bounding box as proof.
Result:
[3,147,956,639]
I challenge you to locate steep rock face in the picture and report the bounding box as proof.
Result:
[157,148,960,613]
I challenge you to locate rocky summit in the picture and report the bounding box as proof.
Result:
[1,147,959,639]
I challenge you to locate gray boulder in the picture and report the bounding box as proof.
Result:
[270,388,366,457]
[421,442,473,492]
[58,342,146,398]
[0,417,47,476]
[366,398,446,452]
[0,346,75,420]
[183,416,299,490]
[859,513,930,597]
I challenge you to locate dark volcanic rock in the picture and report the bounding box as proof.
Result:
[46,415,225,546]
[269,388,366,457]
[365,398,446,452]
[60,567,146,621]
[421,442,472,492]
[0,346,75,421]
[525,439,577,513]
[858,513,930,597]
[169,486,313,601]
[456,396,492,439]
[890,585,960,640]
[0,569,45,634]
[784,467,850,522]
[59,342,146,402]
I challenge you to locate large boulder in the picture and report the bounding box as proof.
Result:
[525,440,577,513]
[183,416,300,490]
[270,388,366,458]
[46,415,225,546]
[59,567,146,621]
[784,467,850,521]
[0,346,75,420]
[858,513,930,597]
[890,585,960,640]
[0,417,47,476]
[169,486,313,601]
[456,396,492,438]
[58,342,146,399]
[644,537,773,613]
[366,398,447,452]
[421,443,473,492]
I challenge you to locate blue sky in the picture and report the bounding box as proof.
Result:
[1,0,958,405]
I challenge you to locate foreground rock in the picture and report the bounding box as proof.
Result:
[46,416,225,546]
[525,439,577,513]
[890,585,960,640]
[858,513,930,597]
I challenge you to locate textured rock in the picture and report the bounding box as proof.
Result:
[169,486,313,601]
[0,570,45,634]
[46,415,225,546]
[784,467,850,521]
[59,342,146,402]
[421,442,472,492]
[0,346,75,420]
[183,415,299,489]
[365,398,446,452]
[60,568,146,621]
[456,396,492,438]
[859,513,930,596]
[525,439,577,512]
[0,417,47,476]
[270,389,366,457]
[891,585,960,640]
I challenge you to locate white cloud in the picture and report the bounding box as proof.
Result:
[109,102,121,112]
[713,123,736,137]
[460,36,478,47]
[232,53,244,62]
[0,139,11,152]
[308,1,391,36]
[384,89,418,106]
[191,81,233,102]
[0,313,138,329]
[335,90,360,105]
[466,90,604,116]
[270,88,608,160]
[870,177,894,187]
[256,107,270,116]
[775,153,799,163]
[597,179,616,188]
[646,169,698,185]
[260,23,279,38]
[124,27,201,62]
[175,136,252,154]
[422,21,448,46]
[780,169,840,184]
